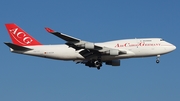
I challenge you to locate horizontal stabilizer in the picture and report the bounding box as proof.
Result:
[4,42,32,51]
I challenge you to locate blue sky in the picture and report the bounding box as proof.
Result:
[0,0,179,101]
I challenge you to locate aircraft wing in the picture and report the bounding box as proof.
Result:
[45,27,127,58]
[45,27,103,50]
[45,28,80,42]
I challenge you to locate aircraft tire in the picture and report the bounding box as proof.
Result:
[156,60,160,64]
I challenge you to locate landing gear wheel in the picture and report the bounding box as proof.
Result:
[156,60,160,64]
[85,59,102,69]
[156,55,160,64]
[97,67,100,70]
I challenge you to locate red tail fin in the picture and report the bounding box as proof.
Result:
[5,23,42,46]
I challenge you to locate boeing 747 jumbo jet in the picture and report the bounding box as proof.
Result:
[4,23,176,70]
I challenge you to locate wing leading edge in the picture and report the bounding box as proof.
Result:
[45,28,80,42]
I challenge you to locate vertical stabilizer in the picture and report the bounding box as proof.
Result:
[5,23,42,46]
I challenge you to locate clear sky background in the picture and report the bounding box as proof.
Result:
[0,0,179,101]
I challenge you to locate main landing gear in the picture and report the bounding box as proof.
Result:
[85,59,102,70]
[156,55,160,64]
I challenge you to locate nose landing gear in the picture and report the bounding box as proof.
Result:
[156,55,160,64]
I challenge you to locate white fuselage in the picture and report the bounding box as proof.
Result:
[11,38,176,61]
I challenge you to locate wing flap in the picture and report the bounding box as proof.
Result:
[79,49,99,58]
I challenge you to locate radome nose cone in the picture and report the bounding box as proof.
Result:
[172,45,176,50]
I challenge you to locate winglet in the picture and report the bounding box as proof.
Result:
[45,27,54,33]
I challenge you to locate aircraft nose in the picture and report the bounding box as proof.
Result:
[167,44,176,52]
[163,42,176,53]
[172,45,176,51]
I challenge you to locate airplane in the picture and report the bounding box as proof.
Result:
[4,23,176,70]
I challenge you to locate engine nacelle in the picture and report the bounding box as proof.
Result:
[85,43,94,49]
[78,43,94,49]
[106,49,119,56]
[105,60,120,66]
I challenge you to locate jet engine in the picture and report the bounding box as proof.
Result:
[105,60,120,66]
[78,43,94,49]
[105,49,119,56]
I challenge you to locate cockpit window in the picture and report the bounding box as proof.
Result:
[160,39,164,41]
